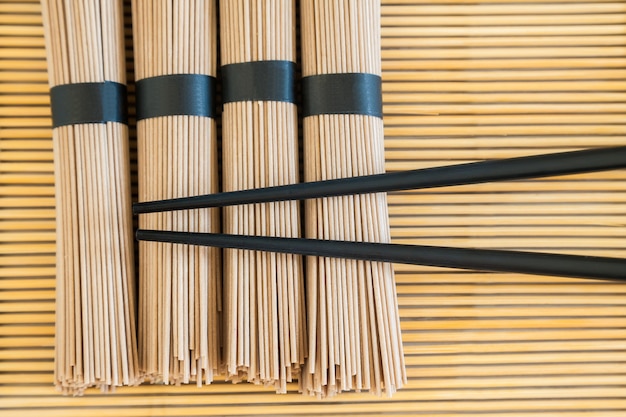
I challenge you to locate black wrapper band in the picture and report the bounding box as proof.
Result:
[50,81,127,128]
[302,73,382,118]
[136,74,216,120]
[222,60,296,104]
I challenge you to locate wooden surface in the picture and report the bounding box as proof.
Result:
[2,0,626,415]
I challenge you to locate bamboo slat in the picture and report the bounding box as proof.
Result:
[382,3,626,14]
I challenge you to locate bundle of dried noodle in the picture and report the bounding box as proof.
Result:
[41,0,140,394]
[300,0,406,398]
[132,0,221,385]
[220,0,307,393]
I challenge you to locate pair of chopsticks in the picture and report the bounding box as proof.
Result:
[134,146,626,281]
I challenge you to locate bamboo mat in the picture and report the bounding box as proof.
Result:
[2,0,626,415]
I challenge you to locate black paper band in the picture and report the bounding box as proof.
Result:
[222,60,296,104]
[50,81,127,128]
[136,74,216,120]
[302,73,382,118]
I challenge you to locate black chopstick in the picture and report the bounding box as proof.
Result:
[137,230,626,282]
[133,146,626,214]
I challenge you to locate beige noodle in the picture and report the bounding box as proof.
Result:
[219,0,306,393]
[132,0,221,385]
[300,0,406,398]
[41,0,140,394]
